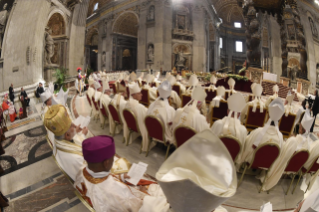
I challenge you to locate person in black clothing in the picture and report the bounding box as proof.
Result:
[35,83,44,98]
[311,90,319,132]
[8,84,14,103]
[20,87,30,107]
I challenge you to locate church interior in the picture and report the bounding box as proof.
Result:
[3,0,319,211]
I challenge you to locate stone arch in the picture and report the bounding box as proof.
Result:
[47,13,66,36]
[112,11,139,37]
[86,26,99,46]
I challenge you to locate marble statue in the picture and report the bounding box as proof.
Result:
[309,17,318,37]
[44,27,55,65]
[174,49,189,70]
[0,3,8,51]
[290,65,298,82]
[148,45,154,62]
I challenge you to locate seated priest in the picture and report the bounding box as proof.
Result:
[265,85,279,108]
[129,72,137,85]
[227,78,237,96]
[74,136,169,212]
[172,86,209,135]
[137,72,144,86]
[284,91,295,117]
[92,70,101,82]
[166,75,182,109]
[20,87,30,107]
[176,74,186,94]
[156,130,237,212]
[207,75,217,91]
[238,97,285,166]
[99,80,112,128]
[211,93,248,165]
[208,86,226,121]
[143,74,157,103]
[240,83,265,124]
[109,83,127,135]
[2,94,17,122]
[92,81,103,121]
[35,82,45,98]
[40,89,53,117]
[44,104,86,180]
[257,110,314,192]
[124,83,150,153]
[147,81,176,142]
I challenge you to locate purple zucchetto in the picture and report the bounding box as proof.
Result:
[82,136,115,163]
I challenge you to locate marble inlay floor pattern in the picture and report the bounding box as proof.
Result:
[4,175,76,212]
[0,126,52,175]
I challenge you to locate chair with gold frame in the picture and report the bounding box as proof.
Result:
[284,150,309,195]
[91,96,100,122]
[205,88,217,105]
[292,155,319,194]
[238,143,280,193]
[172,84,181,97]
[140,89,150,107]
[174,125,197,148]
[225,91,235,100]
[181,94,192,108]
[108,104,123,136]
[100,102,109,129]
[144,115,172,159]
[219,135,242,162]
[210,99,228,127]
[244,105,268,132]
[278,113,296,139]
[122,109,140,148]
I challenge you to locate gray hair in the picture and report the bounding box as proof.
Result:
[55,134,65,140]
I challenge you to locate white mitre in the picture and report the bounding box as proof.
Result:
[210,75,217,84]
[158,80,171,99]
[139,72,144,79]
[102,80,111,92]
[88,78,95,86]
[286,91,294,105]
[251,84,264,113]
[253,97,284,147]
[165,72,171,79]
[228,78,236,90]
[176,75,182,81]
[145,74,155,84]
[167,75,176,86]
[191,86,207,108]
[130,72,137,82]
[188,74,199,87]
[40,89,52,103]
[128,82,141,95]
[156,129,237,212]
[273,85,279,97]
[217,86,225,97]
[212,86,226,107]
[222,93,246,135]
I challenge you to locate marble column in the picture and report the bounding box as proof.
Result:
[269,16,282,81]
[105,20,113,72]
[137,4,148,69]
[192,5,206,72]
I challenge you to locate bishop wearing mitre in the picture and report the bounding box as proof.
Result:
[123,82,150,153]
[44,105,87,180]
[257,110,314,192]
[265,84,279,108]
[74,136,169,212]
[143,74,157,103]
[109,82,127,135]
[172,86,209,135]
[227,78,237,96]
[238,97,285,166]
[211,93,248,165]
[166,75,182,109]
[156,130,237,212]
[208,86,226,123]
[207,75,217,91]
[176,74,186,94]
[147,80,176,142]
[240,83,265,124]
[284,91,295,117]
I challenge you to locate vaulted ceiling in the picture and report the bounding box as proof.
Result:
[210,0,244,28]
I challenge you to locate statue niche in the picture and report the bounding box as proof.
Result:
[44,27,55,65]
[147,6,155,22]
[172,44,192,71]
[0,3,8,54]
[147,44,154,63]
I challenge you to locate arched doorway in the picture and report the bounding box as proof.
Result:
[85,27,99,71]
[112,11,138,71]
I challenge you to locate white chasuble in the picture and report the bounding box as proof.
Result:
[143,85,157,103]
[301,141,319,191]
[99,94,112,125]
[54,138,85,181]
[123,98,149,152]
[257,135,304,191]
[147,99,176,142]
[109,94,127,134]
[170,90,181,109]
[211,117,247,164]
[238,126,283,166]
[176,82,186,95]
[240,100,265,124]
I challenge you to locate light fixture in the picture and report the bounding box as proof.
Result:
[316,0,319,5]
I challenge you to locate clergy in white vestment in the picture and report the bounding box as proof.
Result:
[284,91,296,117]
[166,75,182,109]
[92,71,101,82]
[226,78,237,99]
[44,105,86,180]
[297,187,319,212]
[123,82,150,152]
[207,75,217,90]
[176,74,186,94]
[143,74,157,103]
[265,84,279,108]
[211,93,248,165]
[184,74,208,116]
[109,83,127,135]
[208,86,226,122]
[172,86,210,135]
[156,130,237,212]
[40,89,53,118]
[257,110,314,192]
[137,72,144,86]
[240,83,265,124]
[74,136,169,212]
[99,80,112,128]
[238,97,285,166]
[147,81,176,142]
[129,71,137,84]
[91,81,102,120]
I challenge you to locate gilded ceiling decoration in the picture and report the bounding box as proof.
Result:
[210,0,244,27]
[113,12,138,37]
[47,13,66,36]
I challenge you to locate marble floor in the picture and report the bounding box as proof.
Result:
[1,93,318,212]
